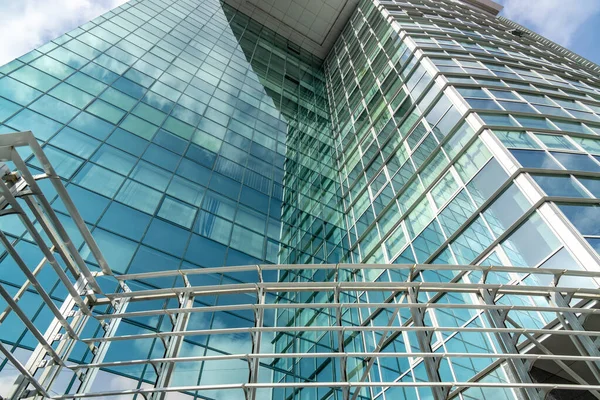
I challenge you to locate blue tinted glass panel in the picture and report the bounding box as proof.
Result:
[230,225,264,259]
[167,176,205,207]
[127,245,180,275]
[99,202,151,241]
[6,109,62,140]
[451,217,494,264]
[29,95,79,123]
[143,144,180,171]
[106,128,149,156]
[194,210,232,244]
[54,184,109,224]
[49,127,100,158]
[558,204,600,236]
[578,177,600,197]
[30,146,82,179]
[0,77,42,105]
[510,150,561,169]
[483,184,530,237]
[588,238,600,256]
[116,180,162,214]
[83,228,137,273]
[69,112,115,140]
[551,152,600,173]
[412,221,445,263]
[91,144,137,175]
[157,197,197,228]
[438,190,476,237]
[73,163,124,197]
[467,159,508,206]
[0,97,22,122]
[143,219,189,257]
[532,175,590,198]
[502,213,561,266]
[131,161,171,191]
[185,235,226,267]
[153,129,188,154]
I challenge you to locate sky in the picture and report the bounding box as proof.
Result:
[495,0,600,65]
[0,0,128,66]
[0,0,599,66]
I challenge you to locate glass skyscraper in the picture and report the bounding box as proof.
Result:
[1,0,600,399]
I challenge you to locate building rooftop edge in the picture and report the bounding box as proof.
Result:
[460,0,503,16]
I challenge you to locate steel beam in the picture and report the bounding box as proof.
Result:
[68,350,600,370]
[0,230,79,339]
[550,292,600,382]
[48,381,600,399]
[506,316,600,400]
[406,287,447,400]
[0,283,65,367]
[0,177,92,315]
[479,288,541,400]
[247,267,265,400]
[149,291,194,400]
[0,342,50,399]
[20,134,112,279]
[76,288,129,395]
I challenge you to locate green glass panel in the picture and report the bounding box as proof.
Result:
[49,83,94,108]
[11,65,60,91]
[86,99,126,124]
[131,102,166,125]
[120,114,158,139]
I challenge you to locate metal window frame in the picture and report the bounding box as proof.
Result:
[1,131,600,400]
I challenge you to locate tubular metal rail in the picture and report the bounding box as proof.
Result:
[0,131,600,400]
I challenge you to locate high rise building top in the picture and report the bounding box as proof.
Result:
[218,0,504,58]
[457,0,503,15]
[0,0,599,399]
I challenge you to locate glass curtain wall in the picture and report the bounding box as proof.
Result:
[0,0,340,396]
[311,0,600,398]
[0,0,600,398]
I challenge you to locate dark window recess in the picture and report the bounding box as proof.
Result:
[287,43,300,55]
[285,74,300,85]
[508,29,527,37]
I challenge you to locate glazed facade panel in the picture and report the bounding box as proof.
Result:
[0,0,600,399]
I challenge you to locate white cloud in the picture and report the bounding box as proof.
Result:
[499,0,600,48]
[0,0,129,66]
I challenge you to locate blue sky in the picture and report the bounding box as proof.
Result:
[0,0,127,65]
[0,0,599,66]
[496,0,600,65]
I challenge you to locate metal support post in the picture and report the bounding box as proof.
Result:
[0,342,50,399]
[334,265,350,400]
[0,230,79,339]
[478,289,540,400]
[76,285,130,396]
[16,136,112,279]
[505,316,600,400]
[549,292,600,382]
[8,276,88,400]
[407,287,448,400]
[349,289,403,400]
[149,287,195,400]
[0,177,93,315]
[247,284,265,400]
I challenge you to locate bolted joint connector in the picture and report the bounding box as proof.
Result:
[22,389,38,398]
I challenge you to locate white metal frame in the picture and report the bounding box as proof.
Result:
[0,131,600,400]
[8,262,600,400]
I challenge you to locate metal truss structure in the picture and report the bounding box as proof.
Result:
[1,131,600,400]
